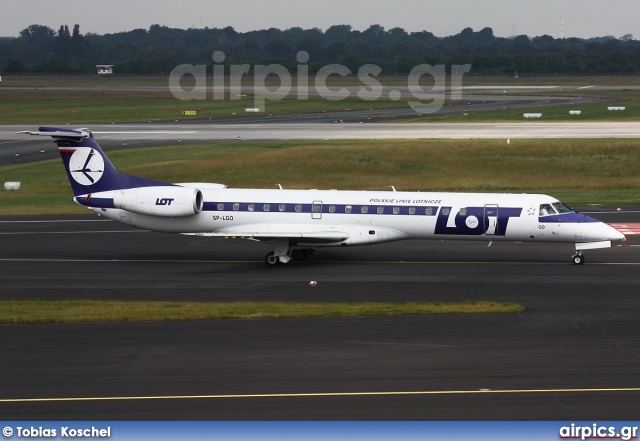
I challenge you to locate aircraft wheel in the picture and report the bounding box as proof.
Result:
[265,252,280,267]
[572,254,585,265]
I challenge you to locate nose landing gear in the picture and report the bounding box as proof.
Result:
[572,251,585,265]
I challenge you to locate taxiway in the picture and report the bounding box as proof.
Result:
[0,213,639,419]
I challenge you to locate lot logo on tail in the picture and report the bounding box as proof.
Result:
[68,148,105,185]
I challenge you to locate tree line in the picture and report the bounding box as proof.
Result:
[1,23,639,75]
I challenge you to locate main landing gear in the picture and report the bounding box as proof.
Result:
[265,248,315,267]
[265,251,280,266]
[571,251,585,265]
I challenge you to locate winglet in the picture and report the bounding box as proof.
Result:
[18,127,90,140]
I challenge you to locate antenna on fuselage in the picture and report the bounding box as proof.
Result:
[276,184,283,190]
[389,186,396,192]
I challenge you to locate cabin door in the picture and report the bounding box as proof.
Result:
[484,205,499,235]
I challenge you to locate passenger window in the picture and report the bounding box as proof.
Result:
[425,207,433,215]
[345,205,352,213]
[233,203,239,211]
[393,207,400,214]
[329,205,336,213]
[295,204,302,213]
[361,206,369,214]
[442,208,450,216]
[263,203,270,212]
[459,208,467,216]
[377,206,384,214]
[248,203,255,212]
[217,203,225,211]
[279,204,286,212]
[409,207,416,215]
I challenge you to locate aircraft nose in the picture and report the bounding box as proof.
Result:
[607,224,626,242]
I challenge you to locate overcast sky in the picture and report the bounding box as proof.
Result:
[3,0,640,39]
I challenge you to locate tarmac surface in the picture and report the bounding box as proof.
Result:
[0,211,639,419]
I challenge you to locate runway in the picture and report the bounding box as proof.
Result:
[1,212,640,419]
[4,121,640,144]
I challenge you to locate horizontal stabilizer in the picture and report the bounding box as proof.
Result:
[18,129,90,140]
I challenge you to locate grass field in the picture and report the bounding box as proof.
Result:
[0,300,524,324]
[5,74,640,88]
[0,88,414,124]
[3,74,640,124]
[397,99,640,123]
[2,138,640,215]
[463,75,640,87]
[0,74,448,124]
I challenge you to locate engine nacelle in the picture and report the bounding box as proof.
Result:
[113,186,203,217]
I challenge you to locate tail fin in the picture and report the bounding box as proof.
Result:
[21,127,169,196]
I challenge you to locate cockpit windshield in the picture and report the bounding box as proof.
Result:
[539,204,556,216]
[552,202,573,213]
[539,202,574,216]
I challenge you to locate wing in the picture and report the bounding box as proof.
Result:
[182,231,348,244]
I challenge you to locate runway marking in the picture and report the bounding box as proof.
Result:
[611,223,640,235]
[0,140,31,146]
[0,258,639,265]
[583,211,640,214]
[91,131,199,135]
[349,341,456,348]
[0,258,259,263]
[0,230,148,235]
[2,387,640,403]
[0,219,112,223]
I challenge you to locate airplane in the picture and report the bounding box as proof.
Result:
[22,126,625,266]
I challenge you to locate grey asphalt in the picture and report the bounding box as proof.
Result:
[0,212,639,419]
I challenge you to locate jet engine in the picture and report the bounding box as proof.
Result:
[113,186,203,217]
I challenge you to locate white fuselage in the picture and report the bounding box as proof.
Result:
[81,187,623,248]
